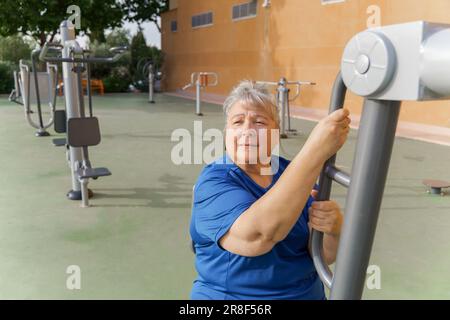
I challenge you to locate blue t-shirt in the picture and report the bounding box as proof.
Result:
[190,154,325,300]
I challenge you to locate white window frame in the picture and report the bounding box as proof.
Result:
[321,0,346,5]
[192,11,214,29]
[232,1,257,22]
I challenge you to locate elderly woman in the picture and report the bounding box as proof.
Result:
[190,80,350,300]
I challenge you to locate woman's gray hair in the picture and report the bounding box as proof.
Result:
[223,80,280,127]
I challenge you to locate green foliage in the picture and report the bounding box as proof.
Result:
[129,31,164,91]
[148,45,164,72]
[0,35,34,63]
[106,28,131,47]
[84,0,124,43]
[130,31,151,78]
[89,41,115,79]
[122,0,168,32]
[86,34,133,92]
[0,61,16,94]
[0,1,168,94]
[88,39,131,79]
[103,66,132,93]
[0,0,124,46]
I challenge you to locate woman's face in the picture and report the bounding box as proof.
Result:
[225,101,279,167]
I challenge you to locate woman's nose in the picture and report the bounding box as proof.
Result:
[241,128,257,141]
[242,118,254,131]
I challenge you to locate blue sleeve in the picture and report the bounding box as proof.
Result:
[192,171,257,247]
[302,195,315,223]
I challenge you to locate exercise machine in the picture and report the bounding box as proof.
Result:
[13,49,59,136]
[182,72,219,116]
[147,62,155,103]
[311,21,450,299]
[9,70,23,105]
[256,78,316,138]
[136,57,157,103]
[39,20,127,207]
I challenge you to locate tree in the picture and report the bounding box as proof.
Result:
[83,0,124,43]
[106,28,131,47]
[130,30,152,78]
[122,0,169,33]
[0,0,125,46]
[0,35,34,63]
[148,45,164,72]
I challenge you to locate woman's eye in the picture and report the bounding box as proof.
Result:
[256,121,266,125]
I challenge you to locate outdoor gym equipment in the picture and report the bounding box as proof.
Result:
[147,63,155,103]
[136,57,156,103]
[39,20,127,207]
[311,21,450,299]
[423,179,449,196]
[13,49,59,136]
[182,72,219,116]
[9,70,23,105]
[256,78,316,138]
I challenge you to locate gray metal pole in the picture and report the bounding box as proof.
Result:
[60,20,83,200]
[330,98,401,299]
[278,84,288,138]
[311,72,347,289]
[148,64,155,103]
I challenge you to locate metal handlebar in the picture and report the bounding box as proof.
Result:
[38,42,64,62]
[255,79,316,101]
[255,80,279,87]
[182,83,193,90]
[110,46,128,54]
[286,81,316,101]
[203,72,219,86]
[310,72,348,289]
[183,72,219,90]
[39,42,128,64]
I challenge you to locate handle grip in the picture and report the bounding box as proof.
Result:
[310,72,347,289]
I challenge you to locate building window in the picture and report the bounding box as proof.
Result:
[232,1,257,21]
[321,0,346,4]
[171,20,178,32]
[192,12,213,28]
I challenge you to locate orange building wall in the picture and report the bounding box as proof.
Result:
[161,0,450,128]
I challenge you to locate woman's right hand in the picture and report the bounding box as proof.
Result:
[304,108,351,162]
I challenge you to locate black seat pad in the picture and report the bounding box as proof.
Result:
[67,117,101,147]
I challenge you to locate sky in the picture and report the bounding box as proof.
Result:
[122,19,162,49]
[76,18,161,49]
[24,15,162,50]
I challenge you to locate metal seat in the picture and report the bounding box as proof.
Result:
[54,110,66,133]
[67,117,101,148]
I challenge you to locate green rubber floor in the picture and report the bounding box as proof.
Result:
[0,93,449,299]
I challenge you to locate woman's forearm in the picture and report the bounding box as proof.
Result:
[243,144,325,243]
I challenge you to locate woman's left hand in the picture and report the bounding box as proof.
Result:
[308,199,343,237]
